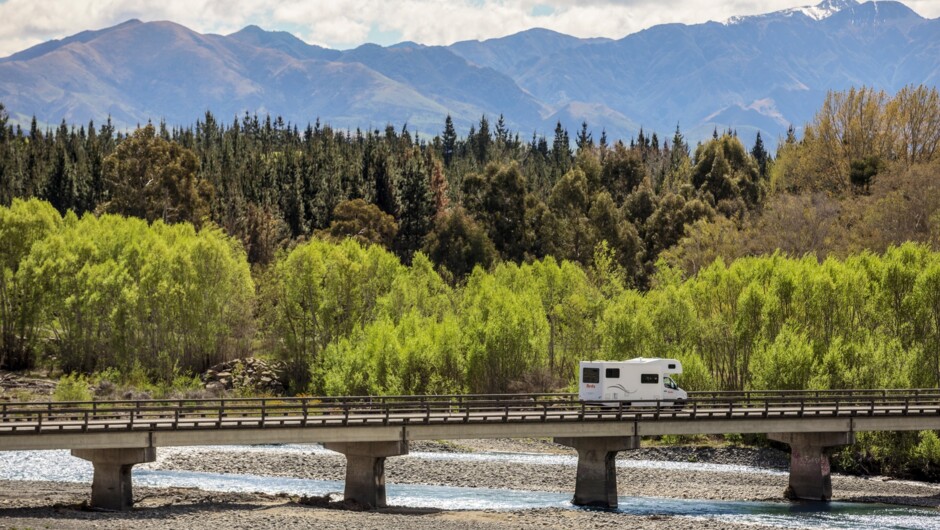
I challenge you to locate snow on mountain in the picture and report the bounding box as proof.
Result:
[726,0,859,24]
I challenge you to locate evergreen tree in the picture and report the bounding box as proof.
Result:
[552,121,572,176]
[396,148,436,261]
[495,114,508,145]
[442,115,457,167]
[475,115,491,165]
[751,131,769,180]
[576,121,593,152]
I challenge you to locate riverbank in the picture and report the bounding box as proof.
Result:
[1,440,939,529]
[0,479,774,530]
[147,438,940,506]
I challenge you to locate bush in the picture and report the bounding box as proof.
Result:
[53,373,92,402]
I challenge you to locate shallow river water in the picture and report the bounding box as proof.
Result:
[0,445,938,529]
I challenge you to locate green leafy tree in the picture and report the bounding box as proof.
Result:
[323,198,398,249]
[0,199,62,369]
[263,237,402,391]
[101,124,212,226]
[460,267,548,393]
[424,207,497,279]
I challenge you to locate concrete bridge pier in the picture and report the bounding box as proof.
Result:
[768,432,855,501]
[323,440,408,508]
[71,447,156,510]
[554,436,640,509]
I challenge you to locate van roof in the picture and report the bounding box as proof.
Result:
[583,357,678,364]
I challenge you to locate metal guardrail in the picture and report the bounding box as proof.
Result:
[1,390,940,436]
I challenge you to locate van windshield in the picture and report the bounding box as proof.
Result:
[664,376,678,390]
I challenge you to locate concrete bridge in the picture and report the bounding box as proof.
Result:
[2,389,939,510]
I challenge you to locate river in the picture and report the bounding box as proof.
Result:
[0,444,938,529]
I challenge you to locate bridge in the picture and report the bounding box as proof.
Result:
[2,389,940,511]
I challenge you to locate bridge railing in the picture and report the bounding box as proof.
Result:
[2,390,940,435]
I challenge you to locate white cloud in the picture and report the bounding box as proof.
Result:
[0,0,936,56]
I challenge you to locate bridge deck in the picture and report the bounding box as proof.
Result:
[1,390,939,450]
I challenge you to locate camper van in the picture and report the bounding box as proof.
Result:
[578,357,687,406]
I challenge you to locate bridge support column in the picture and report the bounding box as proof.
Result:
[323,440,408,508]
[554,436,640,509]
[768,432,854,501]
[71,447,156,510]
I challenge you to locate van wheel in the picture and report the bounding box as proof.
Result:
[672,400,685,411]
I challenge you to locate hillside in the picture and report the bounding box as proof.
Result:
[0,0,937,145]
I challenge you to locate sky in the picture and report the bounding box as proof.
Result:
[0,0,937,57]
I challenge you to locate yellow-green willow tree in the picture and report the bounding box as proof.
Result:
[18,212,253,377]
[0,198,62,369]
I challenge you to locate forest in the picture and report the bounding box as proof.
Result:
[2,84,940,477]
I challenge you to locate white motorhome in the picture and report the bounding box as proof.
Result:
[578,358,687,406]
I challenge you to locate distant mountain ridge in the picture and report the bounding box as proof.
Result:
[0,0,937,147]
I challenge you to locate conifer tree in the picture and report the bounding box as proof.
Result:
[751,131,769,180]
[475,115,491,165]
[576,121,593,152]
[552,122,572,175]
[442,115,457,167]
[396,148,436,261]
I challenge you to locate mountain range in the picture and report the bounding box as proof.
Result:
[0,0,937,148]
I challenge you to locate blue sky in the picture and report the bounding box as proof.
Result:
[0,0,936,56]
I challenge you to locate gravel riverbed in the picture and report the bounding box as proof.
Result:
[1,439,939,529]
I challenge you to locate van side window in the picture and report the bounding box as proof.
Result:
[605,368,620,378]
[583,368,600,384]
[641,373,659,384]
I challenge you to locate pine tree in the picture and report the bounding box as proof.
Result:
[475,115,491,165]
[396,148,436,261]
[751,131,769,180]
[670,124,689,172]
[495,114,508,145]
[576,121,593,152]
[442,115,457,167]
[552,121,572,175]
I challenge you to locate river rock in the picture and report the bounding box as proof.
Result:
[202,358,286,395]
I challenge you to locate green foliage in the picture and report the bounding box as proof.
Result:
[0,198,62,369]
[423,207,496,279]
[460,266,549,393]
[750,326,815,390]
[101,124,211,226]
[322,199,398,249]
[53,373,92,402]
[262,237,402,391]
[8,206,253,379]
[911,431,940,477]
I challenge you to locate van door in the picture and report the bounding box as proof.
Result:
[604,367,621,401]
[663,376,678,401]
[580,366,602,400]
